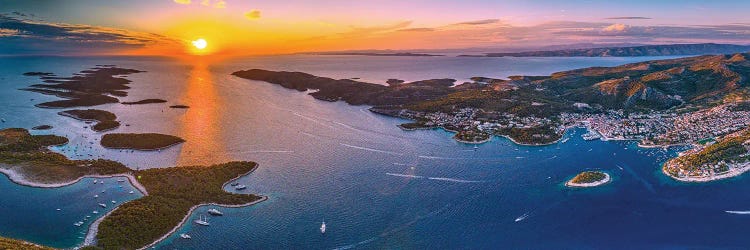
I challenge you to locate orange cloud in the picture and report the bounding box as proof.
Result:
[244,10,261,20]
[173,0,190,4]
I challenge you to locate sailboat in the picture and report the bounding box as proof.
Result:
[194,215,210,226]
[320,220,326,234]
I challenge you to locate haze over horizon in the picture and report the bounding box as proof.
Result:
[1,0,750,56]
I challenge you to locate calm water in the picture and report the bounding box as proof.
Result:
[3,55,750,249]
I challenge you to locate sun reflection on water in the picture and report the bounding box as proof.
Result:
[176,62,229,166]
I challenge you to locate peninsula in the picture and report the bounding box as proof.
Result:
[234,52,750,146]
[0,128,264,249]
[663,129,750,182]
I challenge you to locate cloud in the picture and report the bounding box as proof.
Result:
[173,0,190,4]
[397,28,434,32]
[602,23,630,32]
[0,14,178,55]
[244,10,261,20]
[605,17,651,20]
[214,0,226,8]
[339,21,412,37]
[453,19,500,26]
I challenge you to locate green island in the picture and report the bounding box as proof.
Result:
[121,99,167,105]
[664,129,750,182]
[100,133,185,151]
[566,171,611,187]
[94,162,263,249]
[0,236,52,250]
[233,53,750,146]
[58,109,120,132]
[21,67,144,108]
[0,128,264,249]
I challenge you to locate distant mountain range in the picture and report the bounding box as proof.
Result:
[461,43,750,57]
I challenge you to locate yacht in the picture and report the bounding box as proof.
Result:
[180,233,192,239]
[194,215,210,226]
[129,191,135,194]
[235,185,247,190]
[320,221,326,234]
[94,195,98,198]
[207,208,223,216]
[92,211,98,214]
[98,203,107,208]
[111,200,116,204]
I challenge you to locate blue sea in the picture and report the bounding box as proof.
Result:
[3,55,750,249]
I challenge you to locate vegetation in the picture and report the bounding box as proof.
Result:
[495,126,561,145]
[570,171,608,184]
[0,128,129,184]
[96,161,262,249]
[59,109,120,132]
[453,129,491,143]
[0,236,53,250]
[398,122,435,130]
[671,130,750,173]
[169,105,190,109]
[21,67,144,108]
[121,99,167,105]
[100,133,185,150]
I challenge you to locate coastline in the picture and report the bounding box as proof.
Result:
[0,168,148,195]
[565,172,611,187]
[138,195,268,250]
[662,163,750,183]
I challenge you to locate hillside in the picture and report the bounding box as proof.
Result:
[464,43,750,57]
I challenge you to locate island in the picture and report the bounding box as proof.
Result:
[663,129,750,182]
[566,171,611,187]
[234,52,750,146]
[0,237,51,250]
[169,105,190,109]
[121,99,167,105]
[59,109,120,132]
[31,125,52,130]
[21,66,144,108]
[0,128,265,249]
[460,43,750,57]
[100,133,185,151]
[310,52,443,57]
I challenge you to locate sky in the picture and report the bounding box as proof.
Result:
[1,0,749,56]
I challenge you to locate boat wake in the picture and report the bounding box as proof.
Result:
[427,177,484,183]
[386,173,424,179]
[515,212,530,222]
[386,173,483,183]
[292,112,336,129]
[726,210,750,215]
[340,143,403,156]
[392,163,408,166]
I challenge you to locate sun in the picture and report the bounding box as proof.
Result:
[192,38,208,50]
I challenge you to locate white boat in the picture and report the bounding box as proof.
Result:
[93,180,97,184]
[117,179,125,182]
[194,215,210,226]
[180,233,192,239]
[92,211,98,214]
[235,185,247,190]
[56,208,61,211]
[129,191,135,194]
[320,221,326,234]
[515,213,530,222]
[94,194,98,198]
[111,200,116,204]
[207,208,223,216]
[560,138,570,143]
[98,203,107,208]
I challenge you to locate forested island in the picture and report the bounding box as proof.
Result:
[0,128,264,249]
[59,109,120,132]
[100,133,185,151]
[566,171,611,187]
[234,52,750,146]
[461,43,750,57]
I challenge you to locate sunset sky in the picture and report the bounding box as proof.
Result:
[1,0,749,56]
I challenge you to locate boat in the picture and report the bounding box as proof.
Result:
[230,183,239,186]
[194,215,210,226]
[74,221,84,227]
[515,213,530,222]
[180,233,192,239]
[98,203,107,208]
[56,208,61,211]
[93,180,97,184]
[473,145,479,150]
[207,208,224,216]
[111,200,116,204]
[235,185,247,190]
[92,211,98,214]
[117,179,125,182]
[94,195,98,198]
[320,221,326,234]
[129,191,135,194]
[560,138,570,143]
